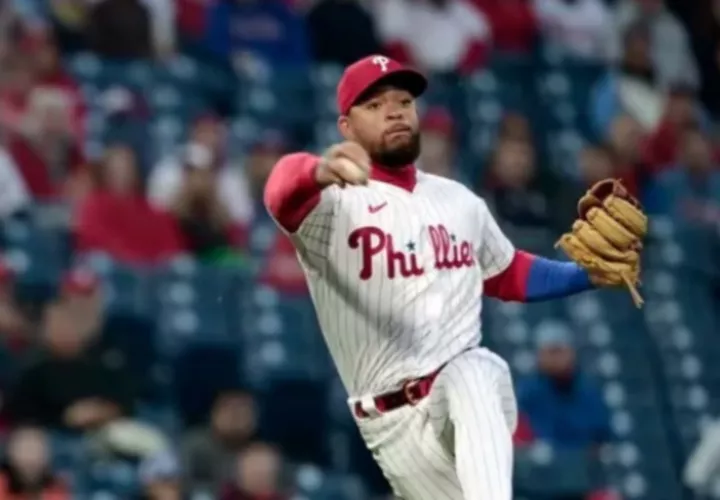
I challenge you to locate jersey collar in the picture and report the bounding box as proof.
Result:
[370,163,417,192]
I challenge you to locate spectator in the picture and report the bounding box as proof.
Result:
[168,144,246,262]
[306,0,383,66]
[245,130,290,209]
[690,0,720,117]
[0,0,18,46]
[0,141,30,218]
[0,56,36,135]
[259,232,307,293]
[0,259,31,350]
[139,0,177,58]
[644,129,720,219]
[590,23,665,137]
[6,87,88,203]
[22,29,85,139]
[0,427,70,499]
[373,0,492,75]
[182,388,258,493]
[74,144,184,263]
[149,115,254,228]
[556,143,618,223]
[498,111,534,142]
[139,450,182,500]
[470,0,537,52]
[417,107,456,178]
[481,137,558,229]
[6,301,135,431]
[86,0,152,59]
[644,85,707,171]
[605,114,646,196]
[611,0,699,88]
[58,268,103,341]
[221,442,288,500]
[517,321,613,449]
[578,144,615,186]
[204,0,310,71]
[533,0,613,61]
[48,0,90,52]
[177,0,209,39]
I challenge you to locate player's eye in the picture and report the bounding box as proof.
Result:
[366,101,381,110]
[401,98,413,107]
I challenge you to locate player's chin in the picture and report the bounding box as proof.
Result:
[384,132,419,153]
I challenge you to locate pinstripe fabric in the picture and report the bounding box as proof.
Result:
[288,171,514,396]
[275,170,517,499]
[356,348,517,500]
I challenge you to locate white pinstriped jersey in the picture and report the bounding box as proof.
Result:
[286,170,515,397]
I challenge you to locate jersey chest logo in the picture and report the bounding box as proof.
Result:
[347,224,475,280]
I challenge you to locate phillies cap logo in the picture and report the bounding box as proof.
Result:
[372,56,390,72]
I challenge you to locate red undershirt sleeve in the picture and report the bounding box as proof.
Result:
[483,250,534,302]
[263,152,323,234]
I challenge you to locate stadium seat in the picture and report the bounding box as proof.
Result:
[172,343,244,426]
[260,377,331,466]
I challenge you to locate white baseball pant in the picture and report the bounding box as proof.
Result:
[353,347,518,500]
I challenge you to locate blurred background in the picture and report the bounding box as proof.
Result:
[0,0,719,499]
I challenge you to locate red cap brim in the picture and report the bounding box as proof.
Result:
[340,68,427,115]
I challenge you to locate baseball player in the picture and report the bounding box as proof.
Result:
[263,55,646,500]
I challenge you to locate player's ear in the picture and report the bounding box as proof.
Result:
[337,115,354,141]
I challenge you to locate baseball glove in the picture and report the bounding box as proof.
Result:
[555,179,648,308]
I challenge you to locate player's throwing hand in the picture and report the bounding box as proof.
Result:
[316,141,371,188]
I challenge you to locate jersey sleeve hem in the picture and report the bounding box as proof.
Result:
[481,248,515,281]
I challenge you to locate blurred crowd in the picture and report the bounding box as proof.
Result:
[0,0,718,499]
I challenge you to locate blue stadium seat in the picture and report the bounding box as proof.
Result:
[294,465,366,500]
[237,68,314,127]
[172,343,244,426]
[243,288,332,382]
[260,378,331,466]
[80,460,142,498]
[102,264,157,316]
[101,314,164,401]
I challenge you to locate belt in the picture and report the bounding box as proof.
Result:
[353,368,442,419]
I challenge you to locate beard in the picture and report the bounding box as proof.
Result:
[370,131,421,168]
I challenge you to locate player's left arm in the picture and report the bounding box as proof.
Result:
[476,198,594,302]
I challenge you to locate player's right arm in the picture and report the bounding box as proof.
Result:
[263,142,371,234]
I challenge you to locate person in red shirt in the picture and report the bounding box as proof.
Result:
[74,144,184,263]
[471,0,537,52]
[7,87,89,204]
[418,106,456,178]
[259,233,307,294]
[23,29,86,141]
[643,86,703,172]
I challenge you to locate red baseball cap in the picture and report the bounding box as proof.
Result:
[336,55,427,115]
